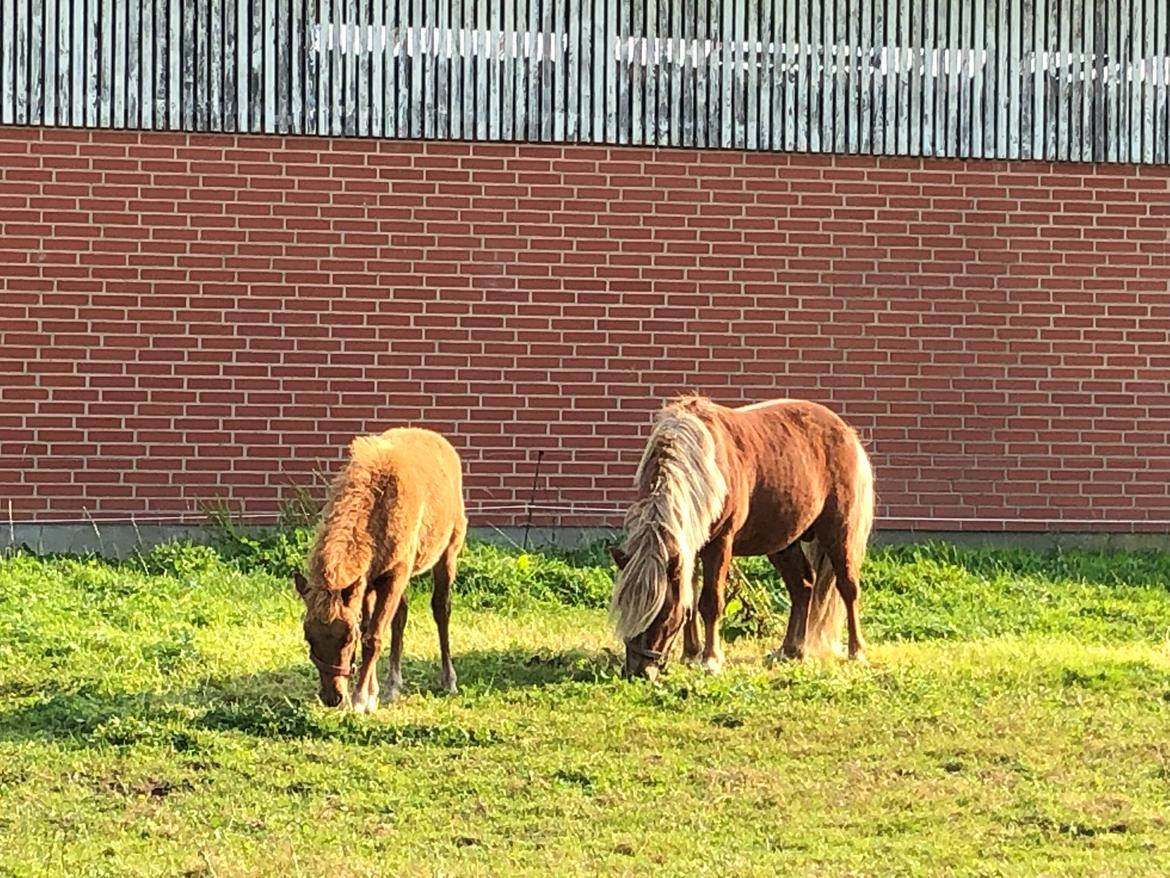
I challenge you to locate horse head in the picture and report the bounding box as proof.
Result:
[293,571,363,707]
[610,543,691,681]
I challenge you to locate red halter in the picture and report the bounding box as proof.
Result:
[309,648,353,678]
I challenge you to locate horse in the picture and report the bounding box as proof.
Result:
[293,427,467,712]
[609,395,875,680]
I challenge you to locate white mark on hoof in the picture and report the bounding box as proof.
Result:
[681,652,702,666]
[440,667,458,695]
[350,681,379,714]
[350,694,371,714]
[701,655,724,675]
[849,650,869,665]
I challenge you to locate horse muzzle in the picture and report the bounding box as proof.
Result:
[623,642,667,681]
[310,649,353,708]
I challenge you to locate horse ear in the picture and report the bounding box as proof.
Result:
[609,546,630,570]
[293,572,309,595]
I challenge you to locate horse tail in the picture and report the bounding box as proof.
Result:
[848,438,876,582]
[802,538,846,658]
[802,434,875,658]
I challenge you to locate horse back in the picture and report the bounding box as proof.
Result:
[313,428,466,589]
[369,428,466,576]
[704,399,867,555]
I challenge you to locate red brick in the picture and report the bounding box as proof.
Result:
[0,130,1166,529]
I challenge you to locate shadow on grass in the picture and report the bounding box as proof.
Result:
[443,644,621,692]
[0,646,620,748]
[197,645,620,702]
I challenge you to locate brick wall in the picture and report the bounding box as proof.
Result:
[2,126,1169,533]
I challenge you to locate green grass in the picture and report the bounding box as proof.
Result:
[1,538,1169,876]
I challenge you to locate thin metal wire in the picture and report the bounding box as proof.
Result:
[5,508,1169,529]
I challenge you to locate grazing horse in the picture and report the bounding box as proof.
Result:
[609,395,874,680]
[293,427,466,711]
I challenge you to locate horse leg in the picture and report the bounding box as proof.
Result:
[698,535,733,674]
[767,544,813,662]
[352,565,409,713]
[383,594,408,701]
[352,578,382,710]
[681,612,702,664]
[431,540,459,694]
[828,543,867,663]
[362,584,378,634]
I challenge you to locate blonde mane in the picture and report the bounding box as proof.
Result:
[610,398,728,641]
[302,434,397,623]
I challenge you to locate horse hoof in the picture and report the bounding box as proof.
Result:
[849,650,869,665]
[383,672,403,702]
[764,648,801,666]
[767,646,804,664]
[701,656,724,675]
[681,653,702,666]
[440,672,458,695]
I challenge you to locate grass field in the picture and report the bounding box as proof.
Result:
[1,535,1169,877]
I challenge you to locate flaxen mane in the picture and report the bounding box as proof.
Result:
[302,434,399,623]
[610,397,728,641]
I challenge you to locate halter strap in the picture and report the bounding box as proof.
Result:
[625,641,667,665]
[309,648,353,678]
[625,619,685,671]
[627,641,673,674]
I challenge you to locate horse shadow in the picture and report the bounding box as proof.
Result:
[200,643,620,699]
[0,646,620,746]
[431,644,622,692]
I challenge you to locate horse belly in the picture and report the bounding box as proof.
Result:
[412,540,447,577]
[731,520,804,557]
[410,489,464,576]
[730,487,822,557]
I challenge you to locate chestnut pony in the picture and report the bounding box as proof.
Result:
[609,395,874,679]
[293,428,466,711]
